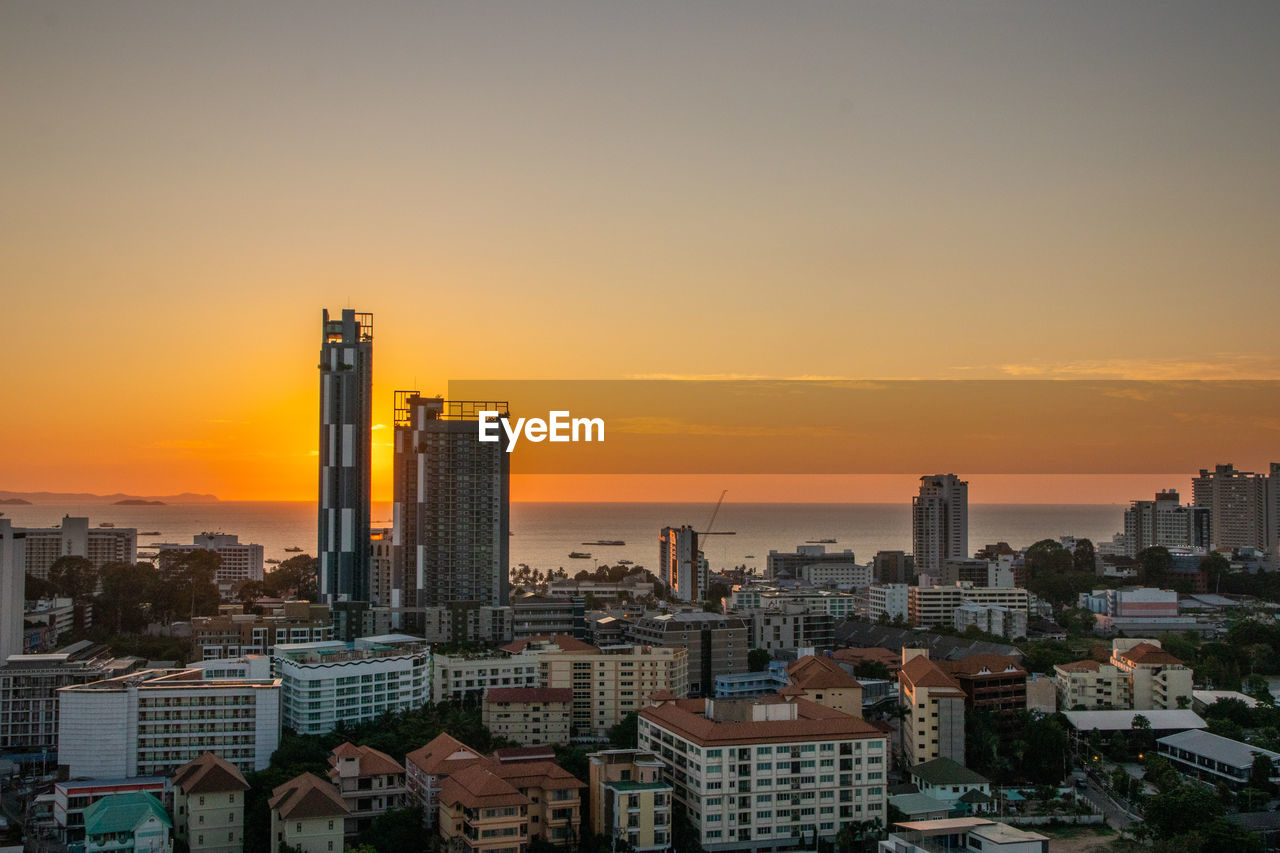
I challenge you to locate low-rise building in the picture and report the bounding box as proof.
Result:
[538,644,689,741]
[639,693,890,852]
[714,665,790,699]
[940,655,1027,714]
[1054,660,1126,711]
[190,602,333,660]
[431,646,545,705]
[906,758,994,814]
[766,546,859,583]
[437,751,585,851]
[747,607,836,655]
[405,733,488,828]
[866,584,910,624]
[1110,638,1193,711]
[952,602,1027,640]
[275,635,430,735]
[587,749,672,852]
[908,584,1029,630]
[152,534,264,592]
[53,778,169,847]
[878,817,1049,852]
[57,666,281,779]
[82,791,172,853]
[832,647,901,677]
[787,655,863,717]
[511,594,585,640]
[268,773,348,853]
[327,743,408,838]
[172,752,250,853]
[1158,729,1280,789]
[483,687,573,746]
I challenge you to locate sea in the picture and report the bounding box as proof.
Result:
[0,501,1124,576]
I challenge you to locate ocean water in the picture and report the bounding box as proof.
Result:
[0,501,1123,576]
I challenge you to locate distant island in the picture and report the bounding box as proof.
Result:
[0,490,219,505]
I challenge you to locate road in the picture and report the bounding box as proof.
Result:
[1080,773,1139,830]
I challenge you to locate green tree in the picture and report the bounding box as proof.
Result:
[1249,752,1277,794]
[1144,783,1224,839]
[154,549,221,621]
[49,555,98,599]
[362,807,428,853]
[851,660,892,680]
[237,580,267,613]
[1072,538,1096,573]
[748,648,772,672]
[608,712,639,749]
[1201,551,1231,592]
[97,561,156,633]
[24,572,56,601]
[264,554,318,599]
[1137,546,1173,587]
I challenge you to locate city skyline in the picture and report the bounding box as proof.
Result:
[3,2,1279,502]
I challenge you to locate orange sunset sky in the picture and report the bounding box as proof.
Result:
[2,2,1279,503]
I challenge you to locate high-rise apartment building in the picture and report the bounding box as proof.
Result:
[19,516,137,579]
[1123,489,1211,557]
[1192,463,1277,551]
[912,475,968,574]
[898,649,965,767]
[1,519,24,665]
[629,612,748,697]
[392,393,511,625]
[318,308,374,609]
[659,525,702,602]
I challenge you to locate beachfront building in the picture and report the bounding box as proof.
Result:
[19,516,137,579]
[639,693,889,852]
[274,635,430,735]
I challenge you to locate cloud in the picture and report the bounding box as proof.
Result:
[609,416,843,438]
[997,354,1280,380]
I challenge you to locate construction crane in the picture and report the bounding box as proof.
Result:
[696,489,735,536]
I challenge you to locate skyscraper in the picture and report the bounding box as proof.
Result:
[392,393,510,621]
[1123,489,1211,557]
[912,474,968,575]
[318,309,373,608]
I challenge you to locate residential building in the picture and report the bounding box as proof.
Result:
[151,534,264,592]
[1,519,23,666]
[19,515,137,579]
[1192,463,1276,552]
[53,778,170,847]
[57,666,281,778]
[746,607,836,655]
[1054,661,1126,711]
[1025,674,1057,713]
[629,612,746,697]
[405,733,489,828]
[786,655,863,716]
[587,749,672,852]
[1124,490,1212,557]
[172,752,250,853]
[537,644,689,741]
[873,551,913,585]
[22,596,82,650]
[907,758,994,813]
[867,584,910,624]
[766,545,861,585]
[189,602,333,660]
[548,576,656,600]
[488,751,585,846]
[878,817,1049,853]
[639,693,890,852]
[511,594,586,639]
[1157,729,1280,789]
[1077,586,1182,634]
[430,645,546,705]
[1110,638,1193,710]
[82,791,172,853]
[940,655,1027,714]
[912,475,968,575]
[391,393,511,630]
[268,772,348,853]
[714,662,790,699]
[328,743,408,838]
[952,602,1027,640]
[437,752,585,851]
[907,584,1029,630]
[407,602,513,644]
[0,641,143,756]
[274,635,430,735]
[483,687,572,746]
[660,525,703,602]
[898,650,966,767]
[831,647,901,677]
[369,527,394,615]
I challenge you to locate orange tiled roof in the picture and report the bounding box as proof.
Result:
[1056,660,1103,673]
[788,655,863,690]
[172,751,249,794]
[499,635,599,654]
[405,733,486,776]
[439,764,530,810]
[490,760,585,791]
[899,655,964,693]
[329,742,405,777]
[269,773,349,819]
[941,654,1027,678]
[639,696,884,747]
[1118,642,1184,666]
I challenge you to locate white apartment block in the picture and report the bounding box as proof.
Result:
[867,584,909,623]
[153,534,264,589]
[908,583,1029,630]
[539,645,689,741]
[58,668,281,779]
[799,562,873,590]
[274,635,430,736]
[1,519,23,666]
[639,694,889,852]
[953,603,1028,639]
[431,650,541,704]
[21,516,137,578]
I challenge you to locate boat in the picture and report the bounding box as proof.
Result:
[99,522,115,528]
[139,531,161,536]
[617,559,634,566]
[284,546,304,552]
[805,539,837,544]
[582,540,625,546]
[744,555,756,559]
[266,558,281,565]
[568,552,593,559]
